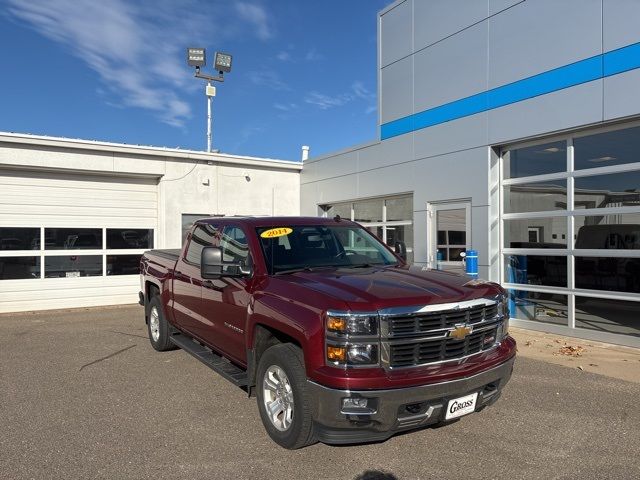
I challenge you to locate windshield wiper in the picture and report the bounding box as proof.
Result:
[344,263,396,269]
[273,266,338,276]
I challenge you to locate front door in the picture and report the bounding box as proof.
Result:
[428,201,471,273]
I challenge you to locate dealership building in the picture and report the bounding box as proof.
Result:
[2,0,640,348]
[300,0,640,348]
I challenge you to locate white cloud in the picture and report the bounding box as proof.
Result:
[276,51,291,61]
[305,82,376,111]
[305,48,323,61]
[248,70,290,91]
[234,2,273,41]
[274,103,297,112]
[5,0,277,128]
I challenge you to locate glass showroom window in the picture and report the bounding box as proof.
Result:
[320,195,414,263]
[501,123,640,343]
[0,227,154,280]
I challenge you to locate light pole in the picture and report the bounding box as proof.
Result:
[187,48,233,152]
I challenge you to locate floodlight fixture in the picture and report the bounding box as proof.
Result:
[214,52,232,73]
[186,46,233,153]
[187,47,206,67]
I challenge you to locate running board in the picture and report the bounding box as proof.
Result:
[170,333,248,387]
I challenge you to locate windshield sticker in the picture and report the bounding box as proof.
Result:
[260,227,293,239]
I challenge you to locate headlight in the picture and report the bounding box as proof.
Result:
[326,311,380,367]
[326,311,378,336]
[326,343,379,366]
[496,294,510,340]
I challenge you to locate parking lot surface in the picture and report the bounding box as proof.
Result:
[1,305,639,480]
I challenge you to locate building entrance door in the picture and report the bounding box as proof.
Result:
[428,201,471,273]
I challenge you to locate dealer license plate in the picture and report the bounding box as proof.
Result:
[445,392,478,420]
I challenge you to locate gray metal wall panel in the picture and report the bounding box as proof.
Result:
[413,0,488,51]
[413,113,488,162]
[488,81,603,145]
[380,0,413,67]
[604,70,640,122]
[380,57,414,124]
[488,0,602,89]
[357,134,414,172]
[312,175,359,206]
[413,22,488,113]
[489,0,522,15]
[603,0,640,51]
[412,147,490,208]
[300,151,359,184]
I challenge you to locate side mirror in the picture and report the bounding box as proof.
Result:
[201,247,223,278]
[201,246,252,279]
[394,241,407,261]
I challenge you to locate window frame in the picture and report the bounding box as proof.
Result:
[499,121,640,345]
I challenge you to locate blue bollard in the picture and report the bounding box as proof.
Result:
[436,250,443,270]
[465,249,478,278]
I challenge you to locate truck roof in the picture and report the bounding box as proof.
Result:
[195,216,357,228]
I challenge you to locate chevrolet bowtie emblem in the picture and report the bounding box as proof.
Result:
[449,324,473,340]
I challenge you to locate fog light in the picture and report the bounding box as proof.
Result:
[342,397,368,409]
[341,397,376,415]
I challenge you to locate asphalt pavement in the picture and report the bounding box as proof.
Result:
[1,305,639,480]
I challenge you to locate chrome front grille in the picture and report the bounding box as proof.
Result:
[387,303,498,337]
[388,327,499,368]
[380,298,503,369]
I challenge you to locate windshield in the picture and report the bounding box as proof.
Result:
[256,224,399,274]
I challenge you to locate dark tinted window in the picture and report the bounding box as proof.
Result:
[508,290,568,326]
[504,218,567,248]
[44,255,102,278]
[45,228,102,250]
[574,171,640,210]
[574,215,640,249]
[575,297,640,337]
[0,228,40,250]
[576,257,640,294]
[185,224,219,265]
[505,254,567,287]
[0,257,40,279]
[107,229,153,249]
[574,126,640,170]
[503,141,566,179]
[107,254,142,275]
[182,214,209,243]
[221,226,250,264]
[504,179,567,214]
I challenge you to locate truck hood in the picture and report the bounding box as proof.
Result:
[272,264,501,311]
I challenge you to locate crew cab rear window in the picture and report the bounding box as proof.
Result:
[185,224,219,264]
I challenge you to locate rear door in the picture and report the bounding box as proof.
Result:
[199,224,252,364]
[172,224,218,335]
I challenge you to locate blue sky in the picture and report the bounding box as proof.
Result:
[0,0,390,161]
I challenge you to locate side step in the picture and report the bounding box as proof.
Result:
[170,333,248,387]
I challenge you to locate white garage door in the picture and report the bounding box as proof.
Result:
[0,169,158,313]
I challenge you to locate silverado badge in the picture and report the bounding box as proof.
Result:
[449,324,473,340]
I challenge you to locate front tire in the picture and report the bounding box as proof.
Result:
[256,343,316,449]
[147,296,176,352]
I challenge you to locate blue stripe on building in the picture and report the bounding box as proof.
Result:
[381,41,640,140]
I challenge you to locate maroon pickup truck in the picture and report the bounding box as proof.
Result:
[140,216,515,449]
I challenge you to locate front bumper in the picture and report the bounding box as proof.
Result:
[307,356,515,444]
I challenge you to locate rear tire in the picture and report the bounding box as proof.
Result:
[147,296,176,352]
[256,343,316,449]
